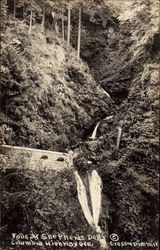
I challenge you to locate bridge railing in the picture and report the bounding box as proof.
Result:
[0,145,71,171]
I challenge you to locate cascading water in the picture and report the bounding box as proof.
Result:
[89,114,115,140]
[89,121,101,140]
[103,115,113,121]
[116,126,122,149]
[100,88,111,99]
[74,171,93,226]
[88,170,102,228]
[73,114,122,249]
[74,170,109,250]
[97,85,111,99]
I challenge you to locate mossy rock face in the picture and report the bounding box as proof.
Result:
[1,0,159,248]
[0,168,103,249]
[0,21,113,151]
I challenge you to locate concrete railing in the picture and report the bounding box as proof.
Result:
[0,145,71,171]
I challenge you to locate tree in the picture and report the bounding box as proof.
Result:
[77,5,81,59]
[74,0,91,59]
[67,1,71,45]
[49,0,67,39]
[41,1,45,32]
[0,0,8,33]
[41,1,65,34]
[28,0,33,34]
[42,0,56,32]
[75,0,109,59]
[67,0,82,54]
[61,10,65,40]
[14,0,16,17]
[55,1,67,40]
[59,1,67,41]
[65,0,76,45]
[13,0,25,19]
[22,0,41,34]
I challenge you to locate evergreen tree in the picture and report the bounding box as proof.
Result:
[65,0,77,45]
[77,5,81,59]
[28,0,33,34]
[0,0,8,33]
[74,0,94,59]
[22,0,42,34]
[41,1,45,32]
[67,0,71,45]
[51,0,67,38]
[13,0,25,19]
[54,0,66,40]
[61,10,65,40]
[14,0,16,17]
[39,1,66,34]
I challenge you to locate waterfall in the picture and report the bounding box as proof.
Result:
[74,171,93,226]
[88,170,102,227]
[74,170,109,250]
[116,126,122,149]
[97,85,111,99]
[103,115,113,121]
[89,121,101,139]
[101,89,111,99]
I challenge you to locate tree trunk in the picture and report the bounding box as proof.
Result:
[62,11,64,41]
[29,9,33,34]
[22,0,25,20]
[22,6,24,19]
[2,0,7,18]
[67,2,71,45]
[41,9,45,32]
[77,6,81,59]
[13,0,16,17]
[55,21,58,34]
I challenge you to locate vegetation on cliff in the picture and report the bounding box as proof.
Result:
[1,20,112,151]
[0,0,159,249]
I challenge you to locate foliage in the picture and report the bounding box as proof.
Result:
[0,0,8,34]
[72,46,159,242]
[78,0,159,105]
[0,0,159,248]
[0,157,101,248]
[0,20,112,151]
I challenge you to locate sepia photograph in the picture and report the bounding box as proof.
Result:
[0,0,159,249]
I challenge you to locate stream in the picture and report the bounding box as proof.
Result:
[73,113,121,250]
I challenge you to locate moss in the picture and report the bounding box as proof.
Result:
[1,21,112,151]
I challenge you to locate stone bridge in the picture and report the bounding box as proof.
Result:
[0,145,72,171]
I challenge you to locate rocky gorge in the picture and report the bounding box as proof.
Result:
[0,0,159,249]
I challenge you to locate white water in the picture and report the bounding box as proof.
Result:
[74,170,109,249]
[74,171,93,226]
[101,89,111,99]
[97,85,111,99]
[89,121,101,139]
[89,170,102,227]
[116,126,122,149]
[103,115,113,121]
